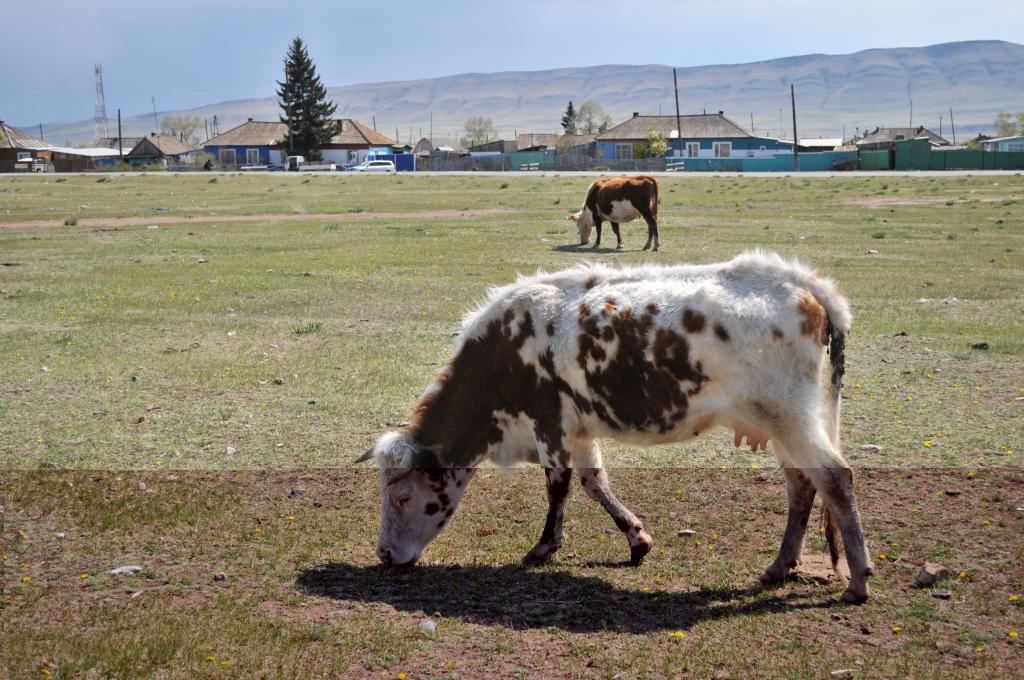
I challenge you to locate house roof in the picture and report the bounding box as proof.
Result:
[857,126,949,146]
[129,133,194,157]
[45,146,127,158]
[596,113,753,141]
[516,133,594,150]
[413,136,467,155]
[203,118,395,147]
[97,136,144,149]
[204,120,287,147]
[0,121,50,150]
[328,119,396,146]
[984,135,1024,143]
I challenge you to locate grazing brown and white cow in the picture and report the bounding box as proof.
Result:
[569,175,660,251]
[358,251,873,604]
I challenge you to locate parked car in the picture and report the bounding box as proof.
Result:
[349,160,395,173]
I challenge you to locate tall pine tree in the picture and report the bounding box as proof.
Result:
[561,101,578,135]
[277,37,338,160]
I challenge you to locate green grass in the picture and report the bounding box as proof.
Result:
[1,173,1023,677]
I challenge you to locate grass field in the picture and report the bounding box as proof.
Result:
[1,173,1022,678]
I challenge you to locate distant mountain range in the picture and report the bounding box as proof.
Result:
[17,40,1024,145]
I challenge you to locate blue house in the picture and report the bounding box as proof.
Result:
[595,112,792,160]
[982,135,1024,152]
[202,119,287,167]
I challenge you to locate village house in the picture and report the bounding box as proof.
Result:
[981,135,1024,152]
[856,126,949,150]
[595,112,791,160]
[0,120,50,172]
[127,133,195,166]
[203,118,396,167]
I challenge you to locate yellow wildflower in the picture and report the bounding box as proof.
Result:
[287,515,296,521]
[1010,631,1018,639]
[670,631,686,638]
[892,626,902,633]
[21,576,31,583]
[974,646,985,654]
[922,440,933,448]
[1010,594,1020,602]
[79,573,89,579]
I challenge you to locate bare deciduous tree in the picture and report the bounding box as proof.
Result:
[462,117,495,147]
[160,114,203,145]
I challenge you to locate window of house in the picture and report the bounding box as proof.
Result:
[1008,143,1024,152]
[246,149,260,165]
[687,142,700,158]
[713,142,732,158]
[615,144,632,160]
[220,149,237,165]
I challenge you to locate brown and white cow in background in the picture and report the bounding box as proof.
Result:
[358,251,873,604]
[569,175,660,251]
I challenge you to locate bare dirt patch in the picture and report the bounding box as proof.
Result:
[840,195,1024,208]
[0,207,520,230]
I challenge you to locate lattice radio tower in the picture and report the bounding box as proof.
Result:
[94,64,109,143]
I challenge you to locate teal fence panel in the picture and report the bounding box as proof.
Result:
[510,151,553,171]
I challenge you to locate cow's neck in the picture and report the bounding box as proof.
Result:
[407,362,497,469]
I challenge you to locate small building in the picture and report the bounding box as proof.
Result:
[595,112,791,160]
[799,138,843,152]
[516,133,594,153]
[468,140,517,155]
[413,136,468,157]
[856,126,949,150]
[0,120,50,172]
[128,133,195,165]
[981,135,1024,152]
[43,146,126,172]
[318,119,397,165]
[202,119,286,167]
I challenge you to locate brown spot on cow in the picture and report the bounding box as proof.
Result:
[546,321,555,336]
[682,309,706,333]
[584,276,597,290]
[713,323,730,342]
[602,298,617,316]
[578,304,707,433]
[771,327,785,341]
[797,291,828,345]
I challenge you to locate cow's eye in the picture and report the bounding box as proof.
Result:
[396,493,412,508]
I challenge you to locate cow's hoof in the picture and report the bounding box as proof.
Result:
[629,532,653,566]
[616,244,623,250]
[642,245,651,251]
[652,246,659,252]
[522,545,558,566]
[840,586,869,605]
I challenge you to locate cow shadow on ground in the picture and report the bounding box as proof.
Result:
[295,562,832,634]
[551,244,625,254]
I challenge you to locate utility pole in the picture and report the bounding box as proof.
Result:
[779,108,784,139]
[372,115,377,131]
[790,85,799,172]
[151,97,159,135]
[38,123,44,141]
[949,108,956,145]
[750,112,755,135]
[204,118,209,141]
[117,108,124,165]
[429,112,433,147]
[672,68,682,157]
[909,100,913,128]
[939,114,942,139]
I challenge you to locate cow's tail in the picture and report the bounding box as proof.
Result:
[651,178,660,209]
[821,316,846,573]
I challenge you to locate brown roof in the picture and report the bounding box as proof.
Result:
[128,134,194,157]
[856,126,949,146]
[328,119,396,146]
[203,118,395,148]
[596,113,752,141]
[98,136,144,149]
[204,120,287,147]
[0,121,49,150]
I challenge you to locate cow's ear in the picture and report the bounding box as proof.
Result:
[354,447,375,464]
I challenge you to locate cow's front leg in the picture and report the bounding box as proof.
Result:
[523,467,573,565]
[761,467,816,584]
[578,468,652,565]
[593,219,603,248]
[610,222,622,249]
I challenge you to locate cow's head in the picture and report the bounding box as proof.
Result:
[568,207,594,245]
[356,431,474,566]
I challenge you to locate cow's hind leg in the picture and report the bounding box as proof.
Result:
[639,209,659,251]
[523,467,573,565]
[610,222,622,249]
[578,468,652,565]
[774,429,873,604]
[760,467,816,584]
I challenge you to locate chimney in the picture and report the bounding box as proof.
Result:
[248,117,253,122]
[632,112,639,118]
[718,111,724,115]
[151,132,157,137]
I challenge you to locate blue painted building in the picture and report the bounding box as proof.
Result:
[982,135,1024,152]
[595,112,792,161]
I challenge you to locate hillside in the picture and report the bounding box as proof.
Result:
[20,40,1024,145]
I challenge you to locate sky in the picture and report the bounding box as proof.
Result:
[3,0,1023,125]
